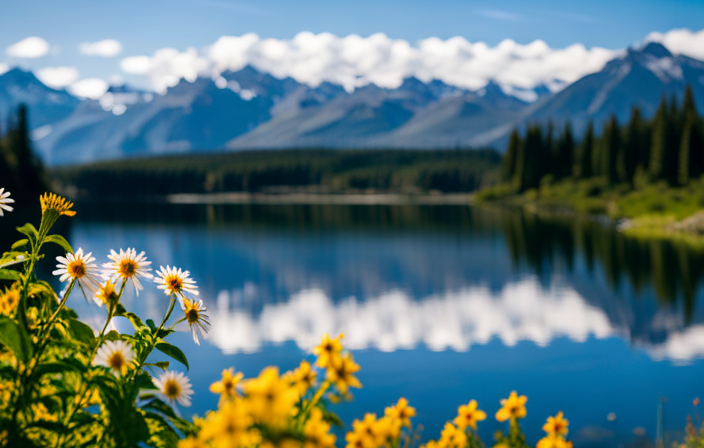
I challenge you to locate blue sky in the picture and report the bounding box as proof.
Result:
[1,0,703,97]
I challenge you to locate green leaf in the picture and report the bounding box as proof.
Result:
[114,303,127,316]
[0,316,32,363]
[68,319,96,344]
[10,239,28,250]
[0,269,20,281]
[125,312,145,330]
[35,361,82,377]
[44,234,73,254]
[144,361,169,371]
[16,223,38,242]
[156,328,175,339]
[155,342,189,370]
[104,330,120,341]
[146,319,157,333]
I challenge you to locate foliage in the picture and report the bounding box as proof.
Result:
[0,105,49,202]
[52,149,502,197]
[497,85,704,194]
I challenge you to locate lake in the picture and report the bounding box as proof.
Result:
[63,202,703,447]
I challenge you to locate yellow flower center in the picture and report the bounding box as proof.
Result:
[108,352,125,371]
[223,378,234,392]
[68,261,86,278]
[185,307,199,324]
[164,380,181,399]
[119,259,137,277]
[168,276,183,292]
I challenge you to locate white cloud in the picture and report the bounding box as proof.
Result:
[0,63,8,75]
[6,36,50,58]
[646,28,704,61]
[79,39,123,57]
[120,32,617,94]
[36,66,79,88]
[68,78,109,99]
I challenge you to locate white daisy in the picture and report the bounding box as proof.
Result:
[182,298,211,345]
[53,248,100,293]
[93,340,135,377]
[101,248,153,296]
[153,370,194,407]
[0,188,14,216]
[154,266,198,302]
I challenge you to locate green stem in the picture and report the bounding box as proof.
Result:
[298,380,330,429]
[91,280,127,358]
[129,295,177,380]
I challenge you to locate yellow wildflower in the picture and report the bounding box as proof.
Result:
[537,436,573,448]
[385,397,416,428]
[40,192,76,217]
[313,333,344,369]
[198,397,254,448]
[304,408,336,448]
[32,402,58,422]
[327,353,362,394]
[287,360,317,396]
[0,284,20,316]
[242,366,299,426]
[352,413,385,448]
[376,416,402,445]
[439,423,467,448]
[543,411,569,436]
[345,431,366,448]
[210,367,244,403]
[94,280,120,308]
[454,399,486,430]
[495,391,527,422]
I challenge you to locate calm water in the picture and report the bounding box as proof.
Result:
[62,203,704,447]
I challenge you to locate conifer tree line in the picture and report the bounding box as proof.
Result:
[0,105,49,201]
[502,86,704,192]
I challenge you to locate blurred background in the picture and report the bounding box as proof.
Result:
[2,1,704,447]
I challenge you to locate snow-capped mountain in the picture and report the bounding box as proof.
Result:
[1,41,703,165]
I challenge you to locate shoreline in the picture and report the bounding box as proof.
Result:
[166,192,475,205]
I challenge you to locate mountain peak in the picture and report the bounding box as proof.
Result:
[639,42,672,58]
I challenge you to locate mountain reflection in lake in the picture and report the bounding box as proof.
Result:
[65,203,703,448]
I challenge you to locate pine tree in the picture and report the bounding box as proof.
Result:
[518,125,543,191]
[664,94,683,184]
[619,107,644,184]
[502,129,521,183]
[556,122,574,179]
[601,116,620,184]
[575,121,594,178]
[649,96,669,182]
[3,105,48,200]
[678,86,704,184]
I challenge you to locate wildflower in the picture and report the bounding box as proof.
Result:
[0,188,14,216]
[286,360,317,396]
[313,333,344,369]
[304,408,336,448]
[376,416,402,445]
[327,353,361,394]
[210,367,244,402]
[543,411,569,436]
[385,397,416,428]
[102,248,153,296]
[352,413,385,448]
[0,284,20,316]
[198,397,254,447]
[182,297,210,345]
[454,399,486,430]
[495,391,527,422]
[154,370,194,407]
[345,431,365,448]
[40,192,76,217]
[53,248,100,293]
[154,265,198,302]
[537,436,573,448]
[93,340,135,377]
[439,423,467,448]
[93,280,120,308]
[242,366,299,426]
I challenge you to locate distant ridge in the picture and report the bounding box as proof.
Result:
[1,42,703,165]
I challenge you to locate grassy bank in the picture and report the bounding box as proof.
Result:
[52,148,501,199]
[477,176,704,243]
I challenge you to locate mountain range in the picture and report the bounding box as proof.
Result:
[1,42,703,166]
